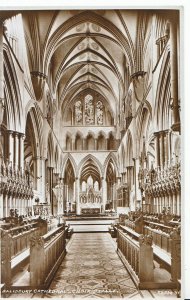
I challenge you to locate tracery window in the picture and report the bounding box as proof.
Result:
[74,94,104,125]
[96,101,103,125]
[85,94,94,124]
[75,100,82,124]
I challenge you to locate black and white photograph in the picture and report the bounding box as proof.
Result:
[0,3,187,299]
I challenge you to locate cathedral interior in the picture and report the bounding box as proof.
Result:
[0,9,181,299]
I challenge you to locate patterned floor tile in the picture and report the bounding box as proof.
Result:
[42,233,142,299]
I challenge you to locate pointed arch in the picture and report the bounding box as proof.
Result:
[97,132,106,150]
[61,155,77,178]
[75,131,83,150]
[103,152,119,177]
[4,46,23,131]
[85,132,95,150]
[155,50,171,131]
[65,133,72,151]
[77,154,103,178]
[107,131,116,150]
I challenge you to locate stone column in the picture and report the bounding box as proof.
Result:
[66,184,69,212]
[134,158,141,206]
[101,177,107,211]
[19,133,25,170]
[170,194,173,214]
[168,193,171,211]
[94,138,97,150]
[156,197,159,213]
[72,180,76,212]
[72,138,75,151]
[62,178,66,213]
[75,177,80,215]
[171,193,175,214]
[48,167,54,215]
[154,132,160,167]
[115,176,121,211]
[8,130,14,164]
[33,156,42,193]
[177,192,180,216]
[164,130,169,166]
[3,195,6,217]
[82,138,85,150]
[41,157,46,202]
[14,132,19,168]
[159,132,165,169]
[170,15,180,132]
[105,138,109,150]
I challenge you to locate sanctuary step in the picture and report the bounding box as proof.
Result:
[66,219,115,232]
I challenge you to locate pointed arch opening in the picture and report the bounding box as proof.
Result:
[64,159,76,213]
[105,159,116,210]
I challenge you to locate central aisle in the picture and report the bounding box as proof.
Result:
[45,233,142,298]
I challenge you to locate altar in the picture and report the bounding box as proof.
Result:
[78,176,103,215]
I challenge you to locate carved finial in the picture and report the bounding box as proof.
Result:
[170,225,181,240]
[30,234,44,248]
[139,234,153,246]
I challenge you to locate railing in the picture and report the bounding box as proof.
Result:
[117,227,154,288]
[30,224,67,288]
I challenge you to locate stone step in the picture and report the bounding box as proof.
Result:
[68,224,110,232]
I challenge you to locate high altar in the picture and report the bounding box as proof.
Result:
[79,176,103,214]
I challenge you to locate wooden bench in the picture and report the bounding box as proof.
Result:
[11,249,30,269]
[120,225,171,266]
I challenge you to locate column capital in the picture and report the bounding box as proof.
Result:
[19,133,25,139]
[13,131,20,137]
[54,172,60,177]
[132,157,138,161]
[7,130,14,135]
[154,130,168,137]
[48,166,54,170]
[126,165,133,169]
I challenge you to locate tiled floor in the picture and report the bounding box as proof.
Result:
[6,232,178,299]
[43,233,142,298]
